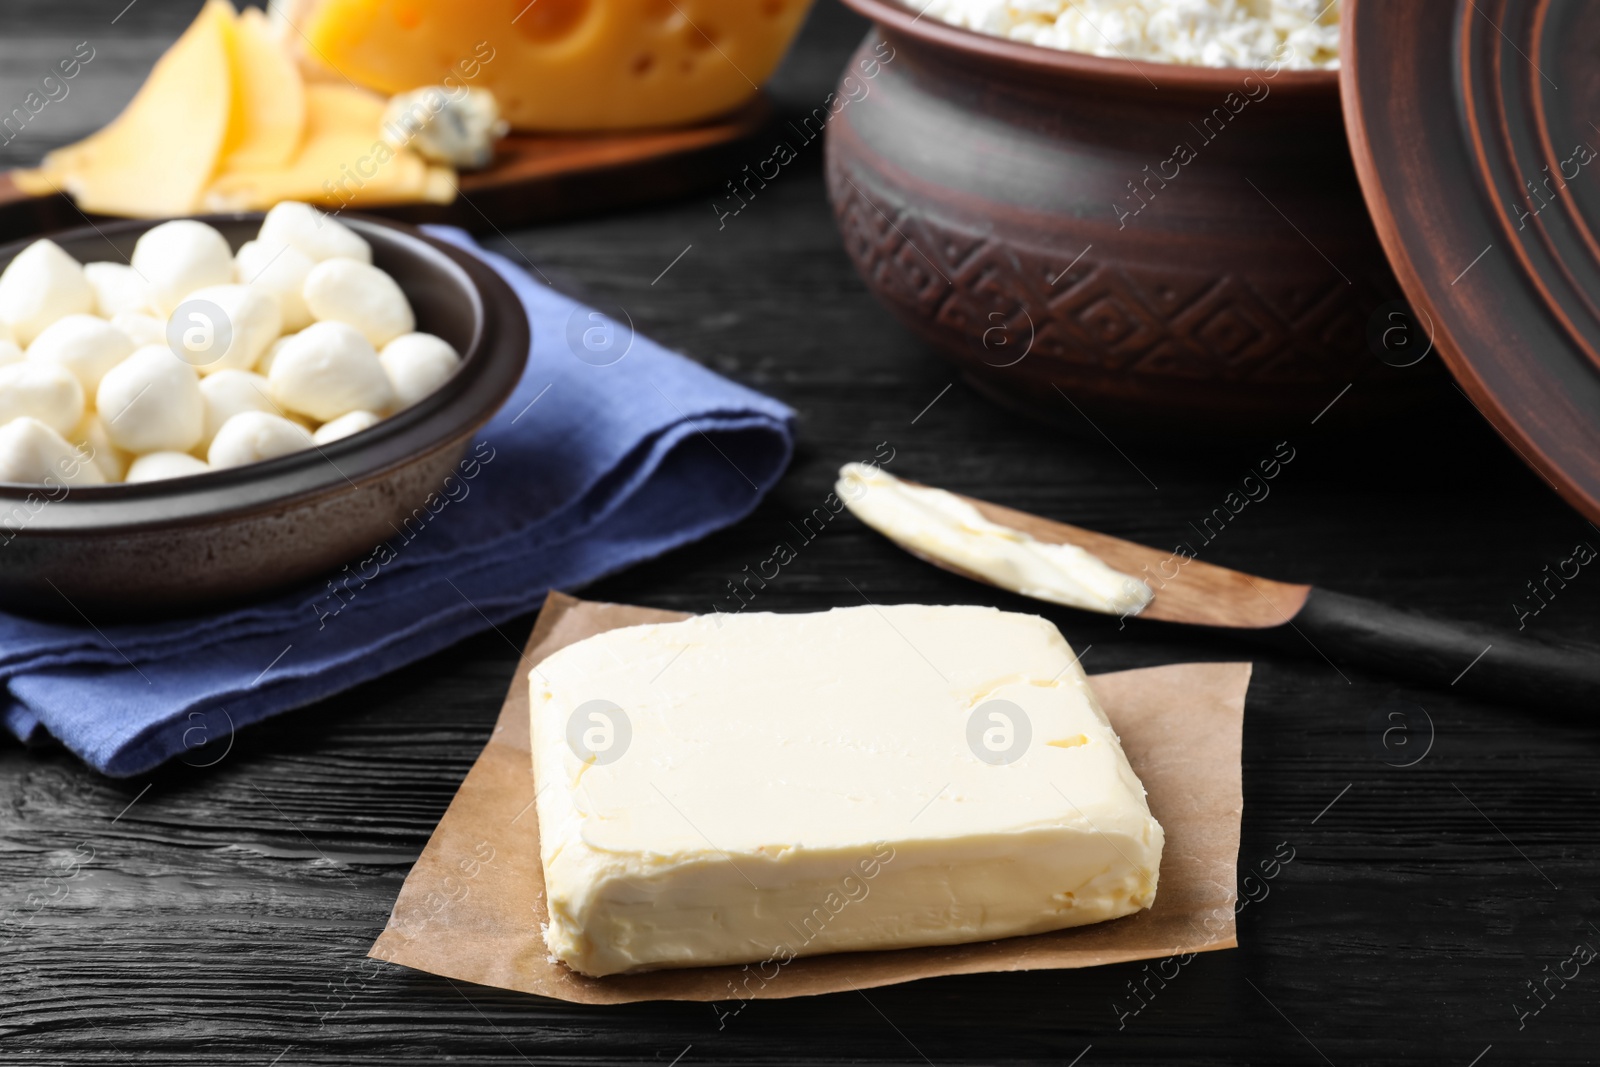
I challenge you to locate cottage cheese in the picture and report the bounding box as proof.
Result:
[915,0,1340,69]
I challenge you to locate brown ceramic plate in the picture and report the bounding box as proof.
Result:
[0,214,528,619]
[1343,0,1600,523]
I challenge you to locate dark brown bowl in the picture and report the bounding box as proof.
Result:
[825,0,1439,435]
[0,214,528,619]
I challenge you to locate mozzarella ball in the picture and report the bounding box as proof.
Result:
[267,322,392,422]
[96,346,203,453]
[126,450,209,483]
[311,409,380,445]
[303,258,414,347]
[256,334,291,378]
[174,284,281,374]
[0,417,104,486]
[198,369,276,449]
[0,340,23,367]
[258,201,371,264]
[207,411,314,469]
[112,312,166,348]
[379,332,459,411]
[27,314,135,395]
[130,220,234,316]
[0,361,85,435]
[71,412,129,482]
[235,238,315,332]
[83,261,153,317]
[0,239,95,346]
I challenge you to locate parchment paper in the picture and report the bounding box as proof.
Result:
[370,592,1250,1004]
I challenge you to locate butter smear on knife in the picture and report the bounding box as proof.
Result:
[837,463,1154,617]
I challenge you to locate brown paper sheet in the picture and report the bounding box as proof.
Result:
[370,592,1250,1004]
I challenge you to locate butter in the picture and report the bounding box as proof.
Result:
[529,605,1163,977]
[836,463,1154,617]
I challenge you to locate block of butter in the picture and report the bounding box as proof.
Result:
[529,604,1164,977]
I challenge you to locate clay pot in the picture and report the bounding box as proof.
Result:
[825,0,1434,435]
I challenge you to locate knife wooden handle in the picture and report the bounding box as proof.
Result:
[1285,588,1600,714]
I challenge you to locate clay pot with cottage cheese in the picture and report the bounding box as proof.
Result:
[825,0,1441,436]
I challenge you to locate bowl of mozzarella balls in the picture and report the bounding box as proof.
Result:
[0,203,527,617]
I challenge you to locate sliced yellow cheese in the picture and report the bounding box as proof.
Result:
[28,0,235,216]
[205,83,451,210]
[24,0,454,216]
[299,0,813,131]
[11,168,60,198]
[222,7,306,170]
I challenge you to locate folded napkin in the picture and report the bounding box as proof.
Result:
[1,228,794,777]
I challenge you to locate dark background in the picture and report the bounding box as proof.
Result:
[3,2,1597,1063]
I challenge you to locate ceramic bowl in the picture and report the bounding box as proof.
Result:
[0,214,528,618]
[825,0,1440,435]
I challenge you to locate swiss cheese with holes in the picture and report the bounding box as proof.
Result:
[293,0,815,130]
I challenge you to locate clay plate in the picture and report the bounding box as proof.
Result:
[1342,0,1600,523]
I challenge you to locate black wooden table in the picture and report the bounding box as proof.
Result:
[3,3,1597,1064]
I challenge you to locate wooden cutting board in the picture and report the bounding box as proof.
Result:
[0,94,770,242]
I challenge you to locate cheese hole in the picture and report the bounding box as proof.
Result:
[631,53,655,76]
[513,0,590,43]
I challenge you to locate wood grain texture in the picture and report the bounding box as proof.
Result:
[3,3,1600,1065]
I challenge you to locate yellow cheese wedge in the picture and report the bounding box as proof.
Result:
[298,0,813,131]
[26,0,234,216]
[10,168,59,198]
[205,84,451,209]
[300,79,386,131]
[222,7,306,170]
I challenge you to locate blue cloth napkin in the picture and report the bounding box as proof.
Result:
[1,228,794,777]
